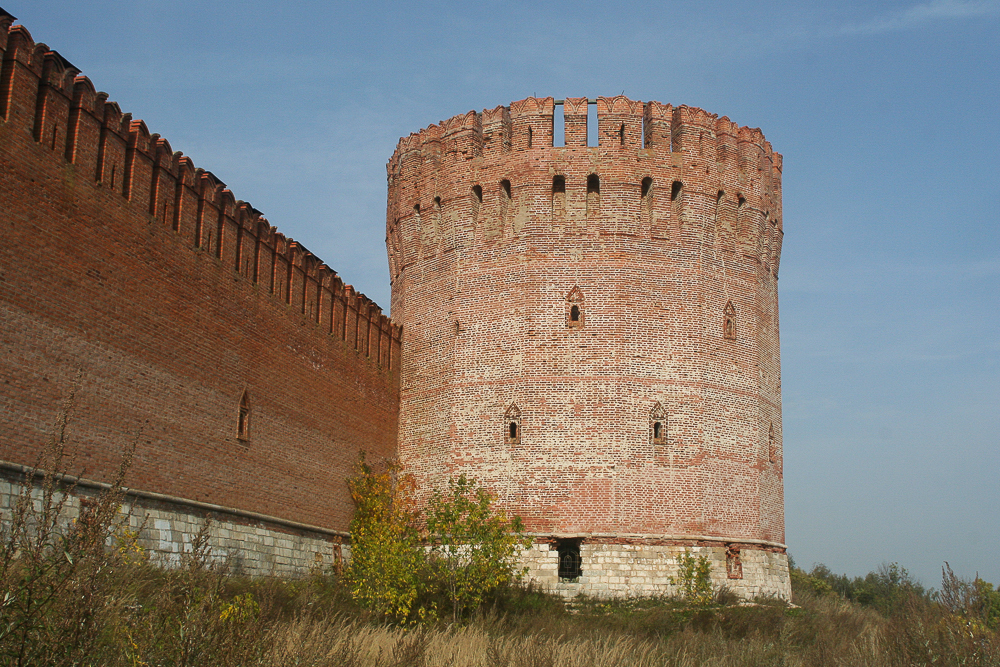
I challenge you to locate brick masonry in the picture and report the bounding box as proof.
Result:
[0,15,398,535]
[386,96,788,597]
[0,12,790,600]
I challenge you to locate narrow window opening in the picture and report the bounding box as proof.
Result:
[527,125,533,148]
[641,177,653,198]
[713,190,724,247]
[726,546,744,579]
[504,403,521,445]
[641,177,654,225]
[500,180,512,234]
[651,402,667,446]
[768,423,776,463]
[586,173,600,219]
[237,390,251,441]
[671,180,683,228]
[566,286,584,328]
[551,175,566,221]
[558,539,582,581]
[51,123,59,150]
[736,194,746,238]
[109,164,116,190]
[724,301,736,341]
[471,185,482,224]
[618,123,625,147]
[671,180,682,201]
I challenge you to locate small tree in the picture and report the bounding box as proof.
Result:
[344,455,424,623]
[424,475,531,622]
[671,550,714,606]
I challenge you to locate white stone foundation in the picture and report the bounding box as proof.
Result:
[521,540,791,600]
[0,474,346,577]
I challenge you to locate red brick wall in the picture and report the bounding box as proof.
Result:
[0,19,399,532]
[387,96,784,545]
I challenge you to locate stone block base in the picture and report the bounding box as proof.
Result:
[520,538,791,600]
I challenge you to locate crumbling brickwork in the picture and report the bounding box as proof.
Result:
[386,96,787,597]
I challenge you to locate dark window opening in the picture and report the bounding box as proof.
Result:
[566,286,584,328]
[587,174,600,194]
[651,402,667,446]
[619,123,625,147]
[237,390,251,441]
[527,125,533,148]
[472,185,483,202]
[641,177,653,198]
[558,539,582,581]
[501,179,512,199]
[671,181,683,201]
[552,175,566,220]
[505,403,521,445]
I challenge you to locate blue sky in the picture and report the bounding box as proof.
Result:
[12,1,998,587]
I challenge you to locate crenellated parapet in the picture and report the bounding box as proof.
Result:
[385,95,783,287]
[0,18,400,370]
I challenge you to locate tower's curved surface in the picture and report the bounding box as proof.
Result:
[387,96,789,598]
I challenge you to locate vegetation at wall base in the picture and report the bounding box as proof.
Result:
[2,442,999,664]
[344,456,532,624]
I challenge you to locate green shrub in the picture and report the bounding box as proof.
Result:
[670,550,713,606]
[343,455,425,623]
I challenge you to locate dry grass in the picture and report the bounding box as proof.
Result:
[2,412,997,666]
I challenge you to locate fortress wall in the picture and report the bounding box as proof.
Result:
[387,96,786,595]
[0,16,399,536]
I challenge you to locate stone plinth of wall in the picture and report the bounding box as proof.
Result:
[0,465,348,576]
[521,538,790,600]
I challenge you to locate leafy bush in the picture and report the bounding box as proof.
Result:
[425,474,531,622]
[670,550,713,606]
[343,454,424,623]
[345,459,531,624]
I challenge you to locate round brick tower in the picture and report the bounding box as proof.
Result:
[386,96,789,599]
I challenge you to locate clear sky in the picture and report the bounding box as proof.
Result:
[11,1,998,587]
